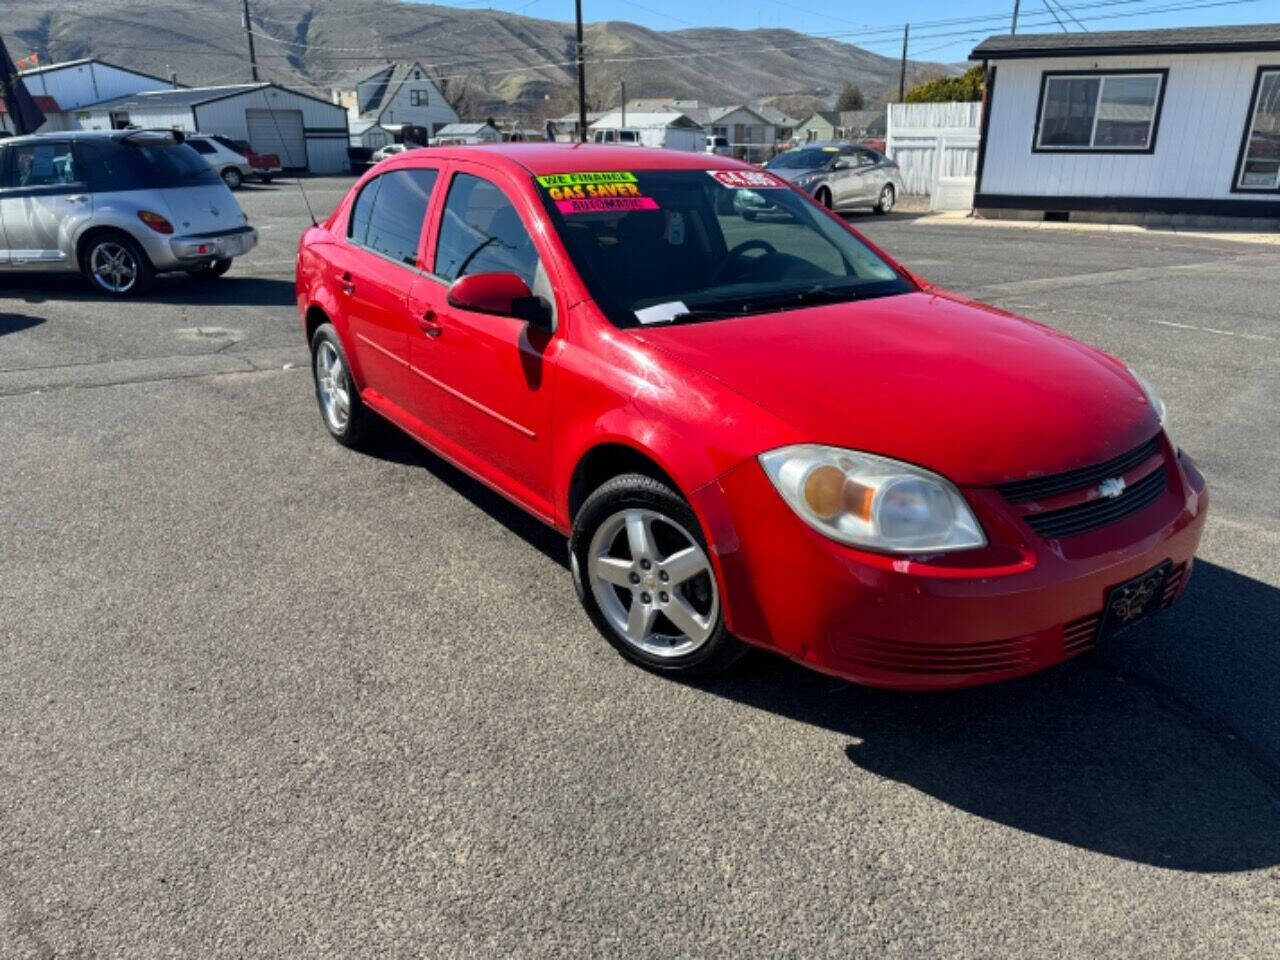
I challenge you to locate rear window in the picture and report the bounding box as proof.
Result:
[76,138,221,191]
[348,168,439,266]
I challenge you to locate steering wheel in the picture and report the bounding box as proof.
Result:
[712,239,777,284]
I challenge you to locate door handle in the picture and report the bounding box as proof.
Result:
[417,310,443,338]
[338,271,355,295]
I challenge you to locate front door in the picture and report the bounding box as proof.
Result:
[405,166,560,512]
[339,166,440,407]
[0,140,91,267]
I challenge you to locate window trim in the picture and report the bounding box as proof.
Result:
[1031,67,1168,155]
[1231,64,1280,194]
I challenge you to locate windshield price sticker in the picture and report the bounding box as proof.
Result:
[537,171,658,214]
[707,170,787,190]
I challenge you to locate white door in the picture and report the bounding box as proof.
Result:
[245,108,306,168]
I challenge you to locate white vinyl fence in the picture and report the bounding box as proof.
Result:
[886,101,982,197]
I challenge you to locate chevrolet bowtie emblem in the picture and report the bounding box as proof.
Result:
[1098,477,1126,499]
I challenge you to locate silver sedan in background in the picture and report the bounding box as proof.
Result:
[0,129,257,296]
[743,141,905,215]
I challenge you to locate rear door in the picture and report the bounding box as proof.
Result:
[0,139,91,266]
[340,166,441,409]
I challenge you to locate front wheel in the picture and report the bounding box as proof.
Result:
[81,232,154,297]
[221,167,244,190]
[570,474,745,677]
[311,323,374,448]
[874,184,895,215]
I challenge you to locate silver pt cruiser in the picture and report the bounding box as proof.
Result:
[0,129,258,296]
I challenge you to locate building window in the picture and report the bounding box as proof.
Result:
[410,89,428,107]
[1034,70,1166,152]
[1235,67,1280,191]
[712,126,727,138]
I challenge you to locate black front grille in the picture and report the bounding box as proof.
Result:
[995,437,1161,504]
[1023,466,1168,539]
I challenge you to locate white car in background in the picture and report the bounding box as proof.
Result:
[372,143,412,162]
[184,134,253,190]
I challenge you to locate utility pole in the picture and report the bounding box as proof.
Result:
[897,23,909,102]
[620,79,626,128]
[1011,0,1021,34]
[575,0,587,142]
[242,0,260,82]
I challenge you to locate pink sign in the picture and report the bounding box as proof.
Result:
[555,196,660,214]
[707,169,787,190]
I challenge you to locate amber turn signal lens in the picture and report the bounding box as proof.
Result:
[137,210,174,234]
[803,465,846,519]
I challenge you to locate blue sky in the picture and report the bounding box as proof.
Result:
[433,0,1275,62]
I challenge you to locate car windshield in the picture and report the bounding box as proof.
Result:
[766,148,838,171]
[536,168,911,328]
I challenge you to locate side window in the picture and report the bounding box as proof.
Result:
[364,168,438,266]
[434,173,540,288]
[188,139,216,155]
[855,148,878,166]
[348,177,381,246]
[4,142,78,188]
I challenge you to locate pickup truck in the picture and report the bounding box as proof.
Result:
[210,135,283,182]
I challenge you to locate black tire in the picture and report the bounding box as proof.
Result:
[310,322,374,448]
[815,186,832,209]
[187,257,232,279]
[570,473,746,677]
[221,167,243,190]
[80,231,154,297]
[874,184,895,215]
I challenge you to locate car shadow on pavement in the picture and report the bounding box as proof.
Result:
[0,274,296,308]
[364,427,568,566]
[0,313,45,336]
[691,560,1280,873]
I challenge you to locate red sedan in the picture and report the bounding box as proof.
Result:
[295,145,1207,690]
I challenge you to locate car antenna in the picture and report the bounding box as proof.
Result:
[252,83,319,226]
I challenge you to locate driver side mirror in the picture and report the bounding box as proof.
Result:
[447,272,553,331]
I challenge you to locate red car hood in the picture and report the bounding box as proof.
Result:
[633,291,1158,486]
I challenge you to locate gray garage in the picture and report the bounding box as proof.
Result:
[79,82,350,174]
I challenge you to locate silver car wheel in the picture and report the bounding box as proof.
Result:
[89,242,138,294]
[314,340,351,432]
[879,185,895,212]
[587,508,719,659]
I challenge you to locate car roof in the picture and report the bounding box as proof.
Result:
[389,142,754,176]
[0,128,180,147]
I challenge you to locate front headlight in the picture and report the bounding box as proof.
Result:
[1127,366,1168,431]
[758,445,986,553]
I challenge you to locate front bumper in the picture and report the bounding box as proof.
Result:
[692,437,1208,690]
[167,226,258,265]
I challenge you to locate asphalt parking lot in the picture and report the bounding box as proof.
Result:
[2,176,1278,958]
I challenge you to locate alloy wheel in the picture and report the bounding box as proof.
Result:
[587,508,719,658]
[314,340,351,432]
[879,185,895,213]
[89,242,138,294]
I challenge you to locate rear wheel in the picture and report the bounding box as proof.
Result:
[81,232,154,297]
[221,167,243,190]
[815,186,832,209]
[311,323,374,448]
[874,184,895,215]
[571,474,745,677]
